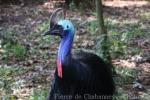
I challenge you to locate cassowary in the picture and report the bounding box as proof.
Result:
[44,8,115,100]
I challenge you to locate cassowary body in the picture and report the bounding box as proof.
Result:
[45,16,114,100]
[49,53,114,100]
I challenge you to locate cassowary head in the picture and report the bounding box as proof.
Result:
[44,8,75,38]
[44,8,75,78]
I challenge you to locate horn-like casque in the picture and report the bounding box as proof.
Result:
[49,8,65,29]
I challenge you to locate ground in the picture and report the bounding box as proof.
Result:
[0,0,150,100]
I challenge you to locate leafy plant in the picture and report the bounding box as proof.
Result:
[3,42,27,60]
[114,66,137,85]
[28,87,49,100]
[140,12,150,21]
[1,30,18,46]
[87,19,129,58]
[0,65,27,95]
[113,87,128,100]
[88,20,98,35]
[0,95,17,100]
[37,21,49,33]
[1,30,27,60]
[113,66,138,100]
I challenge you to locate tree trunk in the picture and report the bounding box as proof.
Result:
[95,0,115,73]
[96,0,106,35]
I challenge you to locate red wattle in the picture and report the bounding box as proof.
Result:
[57,59,63,78]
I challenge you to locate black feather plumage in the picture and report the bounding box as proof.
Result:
[48,51,115,100]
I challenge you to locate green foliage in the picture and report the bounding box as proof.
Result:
[109,35,127,58]
[66,0,95,11]
[114,66,137,85]
[39,35,58,47]
[37,21,49,33]
[87,19,130,58]
[0,95,17,100]
[1,30,27,60]
[113,87,128,100]
[1,30,18,46]
[0,66,26,77]
[113,66,138,100]
[86,17,148,58]
[3,42,27,60]
[106,19,146,58]
[140,92,150,100]
[128,47,141,56]
[0,0,47,5]
[124,23,146,38]
[140,12,150,21]
[96,34,111,63]
[28,87,49,100]
[87,20,98,35]
[0,65,27,94]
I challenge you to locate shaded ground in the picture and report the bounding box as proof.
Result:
[0,0,150,99]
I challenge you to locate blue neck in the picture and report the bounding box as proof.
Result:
[57,31,74,62]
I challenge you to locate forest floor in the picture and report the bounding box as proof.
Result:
[0,0,150,100]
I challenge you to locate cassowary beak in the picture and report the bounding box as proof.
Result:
[43,25,63,37]
[44,28,60,36]
[43,30,51,36]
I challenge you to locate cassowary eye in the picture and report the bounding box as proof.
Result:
[66,25,69,29]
